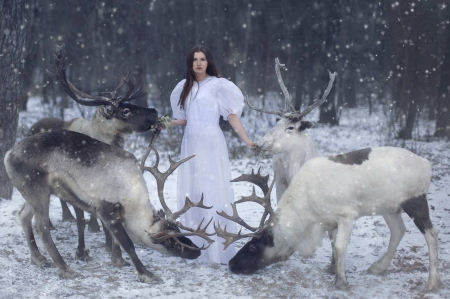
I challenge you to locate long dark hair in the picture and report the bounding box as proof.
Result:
[178,45,222,109]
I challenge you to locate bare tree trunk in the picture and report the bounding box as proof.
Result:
[0,0,28,199]
[19,0,39,111]
[319,0,340,126]
[435,33,450,138]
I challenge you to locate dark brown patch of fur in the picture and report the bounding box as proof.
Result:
[401,194,433,234]
[328,148,372,165]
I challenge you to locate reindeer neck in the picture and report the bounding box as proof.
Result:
[282,133,318,183]
[273,191,322,257]
[90,112,125,148]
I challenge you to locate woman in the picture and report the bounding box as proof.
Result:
[170,45,254,264]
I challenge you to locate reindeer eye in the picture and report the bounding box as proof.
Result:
[249,244,257,253]
[287,126,295,131]
[122,108,131,117]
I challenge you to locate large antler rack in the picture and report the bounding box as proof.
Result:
[245,57,337,118]
[45,44,146,108]
[215,168,276,250]
[140,130,215,251]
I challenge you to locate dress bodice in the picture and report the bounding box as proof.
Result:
[170,76,244,127]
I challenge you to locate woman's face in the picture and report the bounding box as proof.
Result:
[192,51,208,78]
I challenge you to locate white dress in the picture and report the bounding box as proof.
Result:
[170,76,243,264]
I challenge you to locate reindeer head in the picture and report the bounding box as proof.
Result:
[214,168,279,273]
[248,58,336,156]
[256,116,315,156]
[47,44,158,135]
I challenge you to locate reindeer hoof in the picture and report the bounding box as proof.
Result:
[76,248,92,261]
[367,263,388,275]
[423,278,444,293]
[325,264,336,275]
[31,255,53,268]
[138,272,163,284]
[333,279,350,290]
[112,257,130,268]
[58,268,83,279]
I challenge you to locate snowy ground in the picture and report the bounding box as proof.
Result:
[1,99,449,299]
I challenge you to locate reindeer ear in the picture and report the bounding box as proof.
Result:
[299,121,314,131]
[261,230,274,247]
[102,105,114,119]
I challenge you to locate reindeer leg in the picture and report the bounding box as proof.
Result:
[102,220,113,253]
[401,195,443,292]
[333,218,354,290]
[110,237,130,267]
[98,201,161,284]
[326,229,338,275]
[35,214,82,279]
[368,211,405,274]
[19,202,51,267]
[24,186,81,279]
[87,214,101,232]
[101,220,129,266]
[60,200,76,222]
[74,207,91,261]
[48,219,56,230]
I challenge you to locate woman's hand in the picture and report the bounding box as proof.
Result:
[171,119,187,126]
[246,141,256,149]
[151,116,173,132]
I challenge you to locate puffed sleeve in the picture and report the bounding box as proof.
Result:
[217,78,244,119]
[170,79,186,120]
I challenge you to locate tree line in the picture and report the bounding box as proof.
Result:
[1,0,449,198]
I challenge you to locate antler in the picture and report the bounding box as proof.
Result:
[45,44,146,108]
[147,217,215,251]
[214,223,261,250]
[98,71,131,99]
[214,169,276,249]
[246,57,337,119]
[140,131,214,250]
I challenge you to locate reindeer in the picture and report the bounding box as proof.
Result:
[29,45,158,235]
[4,129,214,283]
[215,148,443,292]
[247,58,336,201]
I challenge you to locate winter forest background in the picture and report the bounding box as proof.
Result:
[1,1,450,298]
[2,0,450,195]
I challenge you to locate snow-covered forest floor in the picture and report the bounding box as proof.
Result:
[1,98,450,299]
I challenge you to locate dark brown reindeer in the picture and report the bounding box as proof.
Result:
[29,45,158,236]
[4,129,214,283]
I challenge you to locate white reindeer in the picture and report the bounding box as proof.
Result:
[29,45,158,231]
[4,129,213,283]
[216,147,443,292]
[247,58,335,201]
